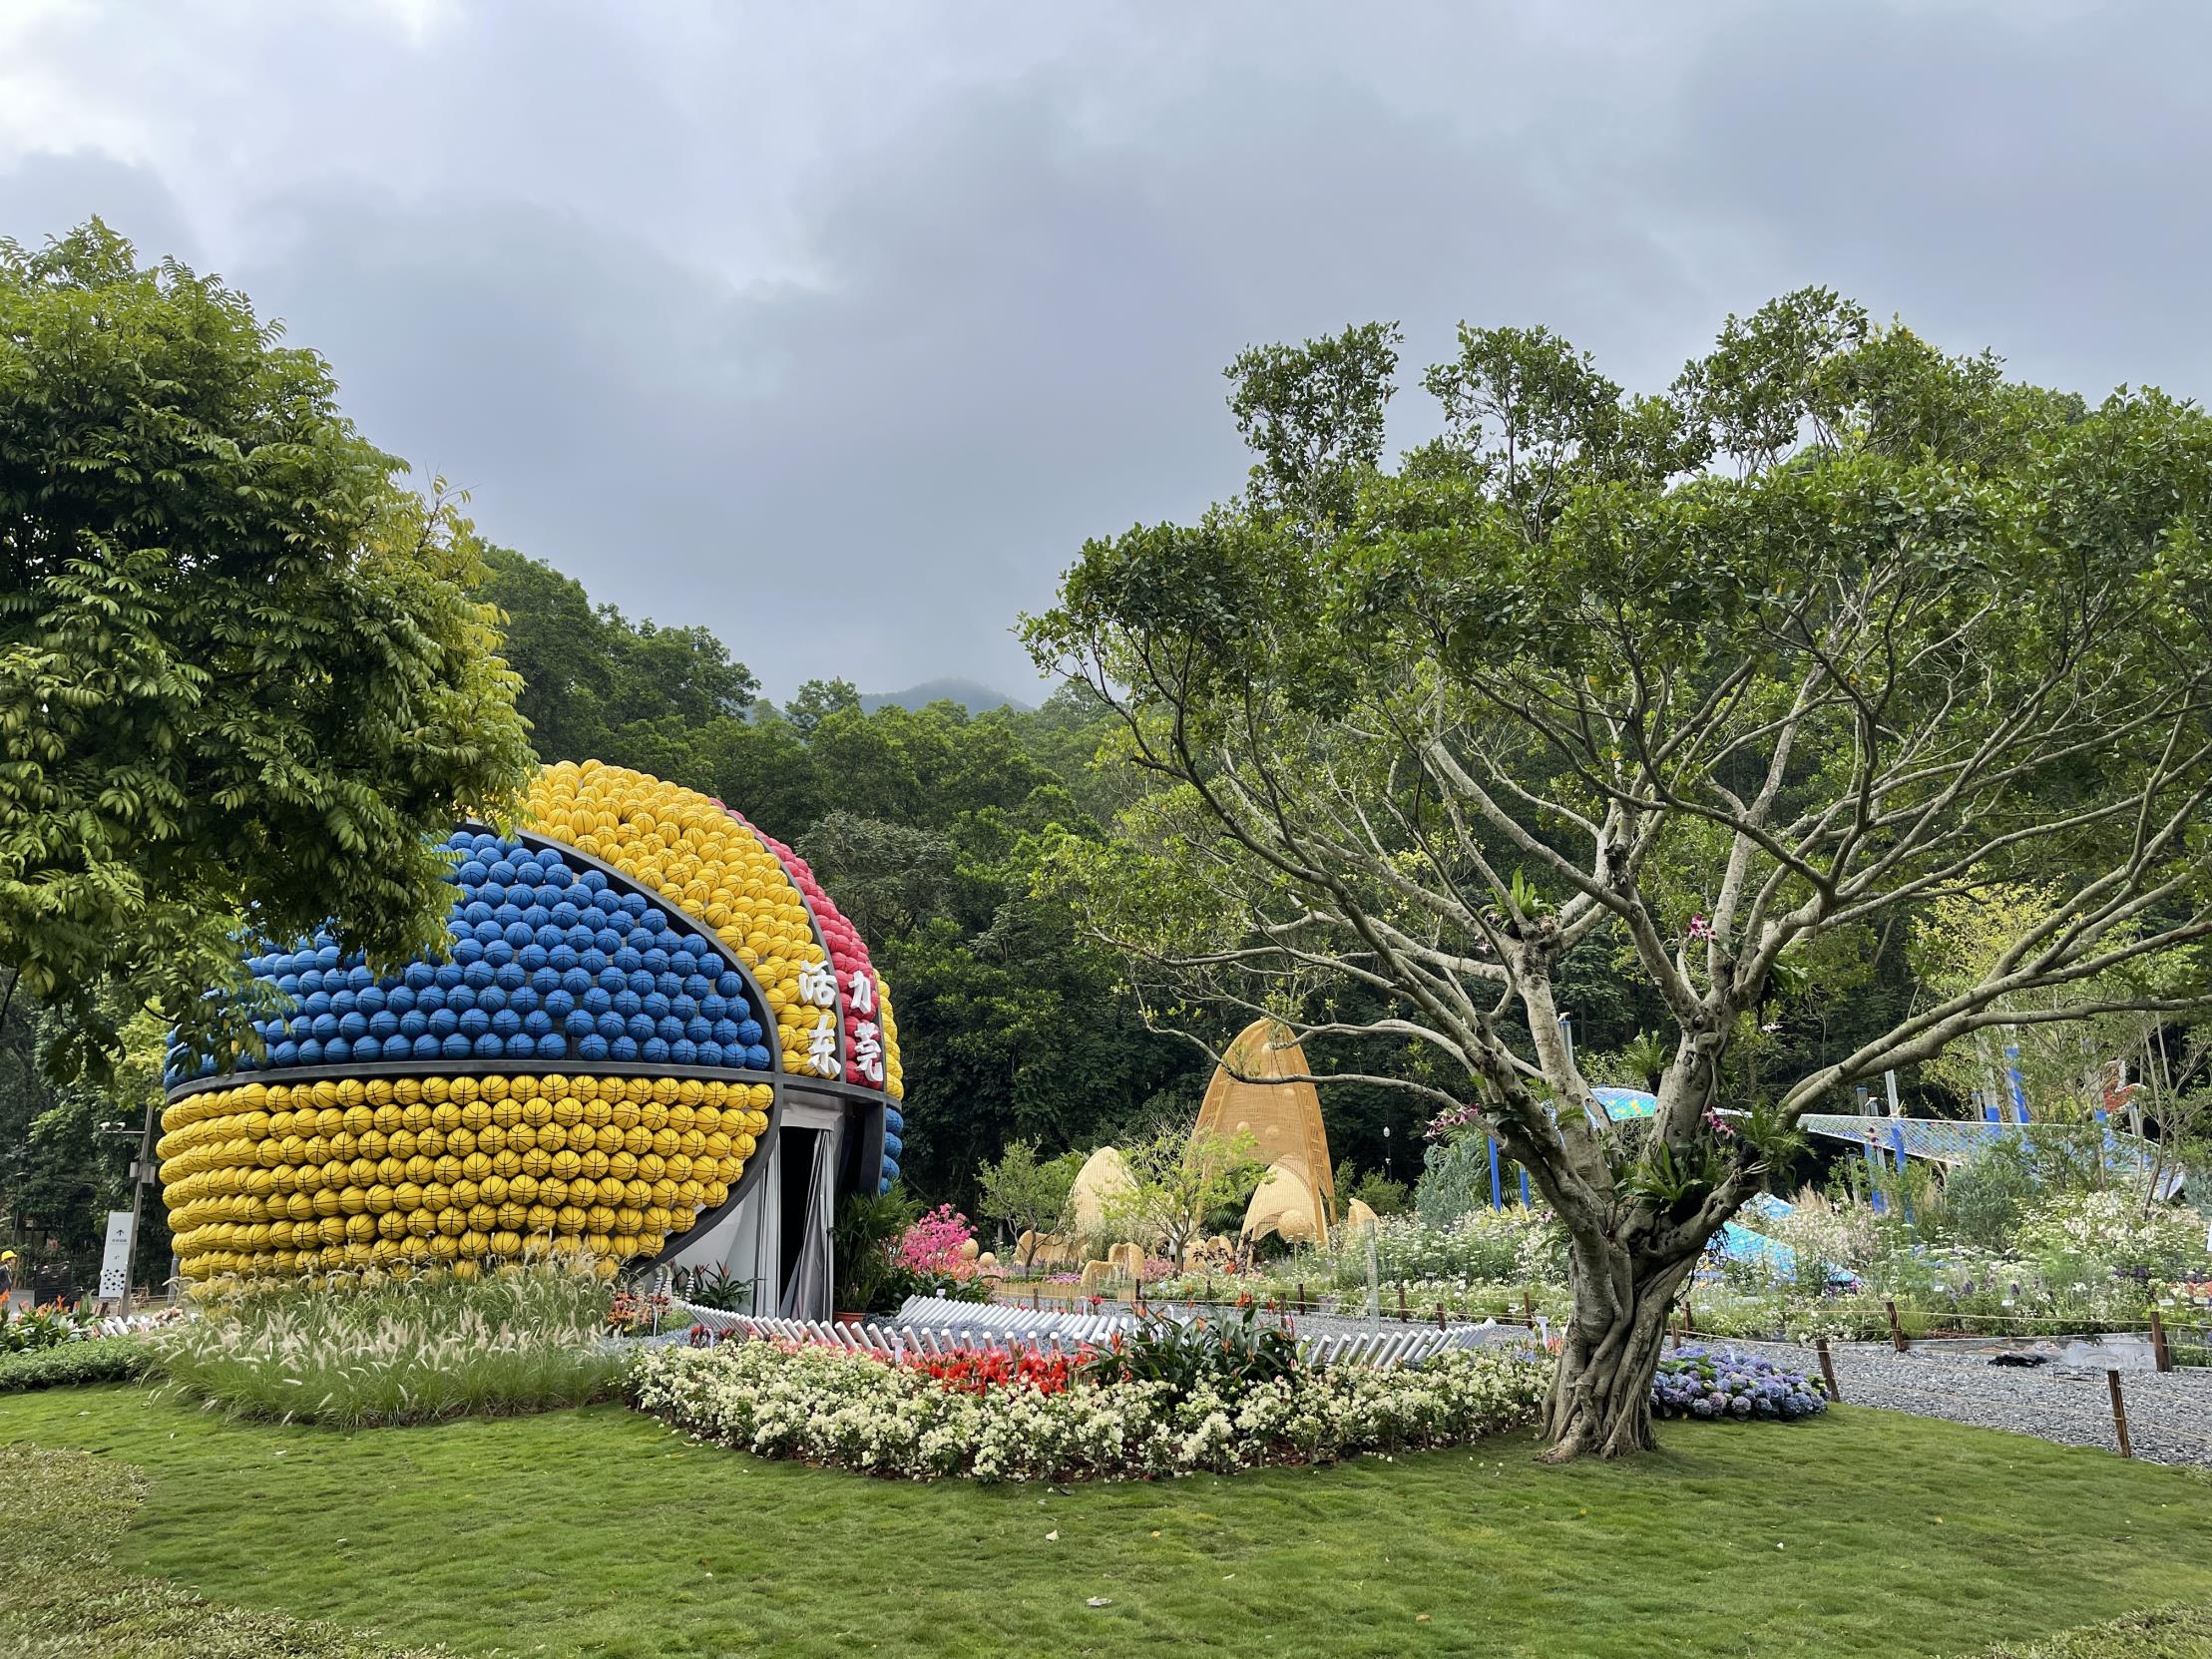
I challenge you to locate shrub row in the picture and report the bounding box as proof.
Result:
[0,1336,151,1393]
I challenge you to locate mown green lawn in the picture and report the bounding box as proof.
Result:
[6,1386,2211,1659]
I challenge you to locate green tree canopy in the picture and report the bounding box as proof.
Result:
[1028,289,2212,1457]
[0,222,532,1074]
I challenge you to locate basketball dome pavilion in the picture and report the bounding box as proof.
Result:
[158,761,906,1318]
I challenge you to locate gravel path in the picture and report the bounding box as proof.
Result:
[1703,1338,2212,1467]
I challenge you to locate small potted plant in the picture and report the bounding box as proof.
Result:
[832,1184,918,1326]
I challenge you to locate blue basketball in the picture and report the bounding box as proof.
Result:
[459,1009,490,1038]
[413,1035,441,1059]
[272,1040,300,1066]
[338,1013,368,1039]
[474,1033,504,1057]
[434,963,464,990]
[744,1044,772,1070]
[324,1037,351,1063]
[578,1034,609,1060]
[370,1012,399,1038]
[354,1037,382,1061]
[524,1011,554,1037]
[310,1013,338,1039]
[491,1009,521,1037]
[535,1033,566,1059]
[736,1019,763,1044]
[430,1009,458,1037]
[670,1039,697,1065]
[642,1037,670,1064]
[611,1036,639,1061]
[626,1013,656,1042]
[298,1038,324,1064]
[596,1012,626,1039]
[695,1040,723,1066]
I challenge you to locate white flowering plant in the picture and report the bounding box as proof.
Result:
[629,1338,1551,1482]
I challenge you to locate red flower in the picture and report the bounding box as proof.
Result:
[905,1346,1075,1397]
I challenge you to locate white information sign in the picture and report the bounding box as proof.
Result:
[98,1209,135,1302]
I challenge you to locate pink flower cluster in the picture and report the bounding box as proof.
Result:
[898,1203,978,1278]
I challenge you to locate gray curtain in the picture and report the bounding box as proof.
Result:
[720,1133,778,1318]
[779,1129,836,1320]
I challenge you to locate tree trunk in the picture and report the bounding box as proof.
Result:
[1543,1249,1696,1461]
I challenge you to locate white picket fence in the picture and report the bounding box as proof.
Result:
[661,1293,1506,1370]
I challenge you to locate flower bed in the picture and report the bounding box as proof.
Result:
[631,1338,1550,1481]
[1651,1347,1828,1422]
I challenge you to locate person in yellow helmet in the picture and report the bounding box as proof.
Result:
[0,1249,17,1310]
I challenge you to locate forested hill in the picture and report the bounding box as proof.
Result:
[479,547,1207,1203]
[859,679,1032,715]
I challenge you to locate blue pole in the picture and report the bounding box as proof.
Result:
[1864,1137,1885,1214]
[2004,1041,2028,1120]
[1890,1122,1914,1227]
[1489,1137,1503,1213]
[1519,1167,1532,1209]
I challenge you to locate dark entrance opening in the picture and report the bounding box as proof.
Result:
[776,1125,822,1302]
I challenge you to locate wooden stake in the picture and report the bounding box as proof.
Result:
[1398,1284,1409,1322]
[1297,1280,1307,1315]
[1523,1289,1536,1326]
[2107,1369,2133,1458]
[1885,1298,1909,1353]
[1815,1336,1842,1404]
[2150,1308,2172,1374]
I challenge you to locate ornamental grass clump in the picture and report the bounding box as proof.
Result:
[632,1338,1551,1482]
[1651,1346,1827,1423]
[153,1259,628,1428]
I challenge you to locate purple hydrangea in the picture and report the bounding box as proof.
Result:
[1650,1346,1828,1425]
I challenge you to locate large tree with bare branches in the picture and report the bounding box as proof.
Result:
[1025,291,2212,1459]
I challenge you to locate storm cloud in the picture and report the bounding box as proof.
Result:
[5,1,2207,698]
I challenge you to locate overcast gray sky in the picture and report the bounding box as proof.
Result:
[4,2,2207,701]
